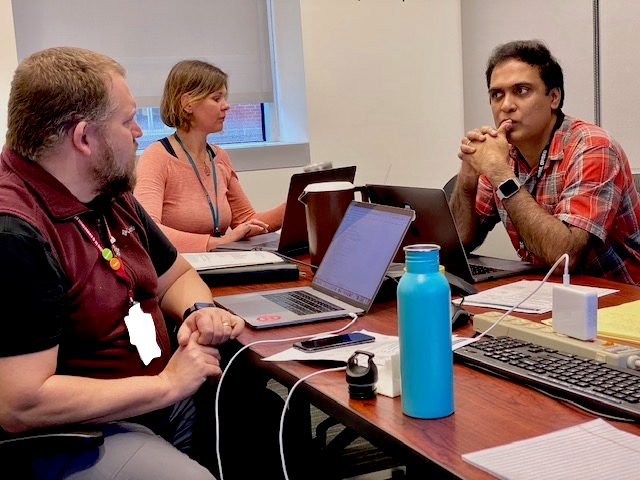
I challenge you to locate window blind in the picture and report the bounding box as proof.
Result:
[11,0,274,107]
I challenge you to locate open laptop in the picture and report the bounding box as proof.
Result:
[213,201,415,329]
[219,166,357,255]
[364,185,538,287]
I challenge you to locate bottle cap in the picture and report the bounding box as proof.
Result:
[403,243,441,253]
[346,351,378,400]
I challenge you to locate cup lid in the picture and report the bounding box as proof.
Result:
[303,181,354,193]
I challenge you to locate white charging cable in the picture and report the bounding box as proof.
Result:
[476,253,570,339]
[214,313,359,480]
[278,366,347,480]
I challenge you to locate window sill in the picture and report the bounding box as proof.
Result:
[224,142,310,172]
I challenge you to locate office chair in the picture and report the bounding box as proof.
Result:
[0,425,104,451]
[1,425,104,477]
[633,173,640,194]
[443,175,457,200]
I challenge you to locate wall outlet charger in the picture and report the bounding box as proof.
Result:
[552,285,598,340]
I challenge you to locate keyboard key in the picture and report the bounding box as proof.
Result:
[469,264,502,276]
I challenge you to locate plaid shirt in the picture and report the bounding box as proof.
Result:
[475,115,640,285]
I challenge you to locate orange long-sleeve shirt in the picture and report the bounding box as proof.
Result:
[134,141,284,252]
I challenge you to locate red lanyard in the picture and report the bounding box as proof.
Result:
[73,215,160,365]
[74,215,134,304]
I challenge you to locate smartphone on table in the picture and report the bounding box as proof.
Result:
[293,332,375,352]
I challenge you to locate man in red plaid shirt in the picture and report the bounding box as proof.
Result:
[451,39,640,285]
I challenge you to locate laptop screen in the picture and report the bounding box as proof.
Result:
[311,201,414,311]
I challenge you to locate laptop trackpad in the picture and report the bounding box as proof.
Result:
[216,296,280,316]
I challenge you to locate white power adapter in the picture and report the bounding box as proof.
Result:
[552,285,598,340]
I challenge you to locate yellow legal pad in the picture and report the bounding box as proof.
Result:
[597,300,640,342]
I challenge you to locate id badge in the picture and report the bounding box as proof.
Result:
[124,302,161,366]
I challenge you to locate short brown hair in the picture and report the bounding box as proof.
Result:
[160,60,228,131]
[6,46,126,162]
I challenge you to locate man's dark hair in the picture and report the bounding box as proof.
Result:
[485,40,564,110]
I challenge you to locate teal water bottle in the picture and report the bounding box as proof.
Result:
[397,244,454,418]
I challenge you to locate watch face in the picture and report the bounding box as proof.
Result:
[194,302,213,309]
[184,302,216,320]
[499,178,520,197]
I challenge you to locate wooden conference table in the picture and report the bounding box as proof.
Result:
[210,263,640,479]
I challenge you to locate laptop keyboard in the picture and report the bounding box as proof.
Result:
[454,336,640,421]
[263,290,343,316]
[469,263,502,276]
[256,238,279,249]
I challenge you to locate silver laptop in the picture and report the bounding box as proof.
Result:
[364,185,539,286]
[220,166,357,255]
[213,201,415,329]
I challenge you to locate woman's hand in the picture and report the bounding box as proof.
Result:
[225,219,269,241]
[206,219,270,250]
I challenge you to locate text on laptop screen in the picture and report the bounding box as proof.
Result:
[312,203,412,305]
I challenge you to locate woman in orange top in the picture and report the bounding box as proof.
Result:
[135,60,285,252]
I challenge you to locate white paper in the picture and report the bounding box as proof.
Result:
[453,280,617,314]
[451,335,479,351]
[263,330,398,363]
[463,419,640,480]
[263,330,403,397]
[124,303,161,366]
[264,331,477,361]
[182,251,284,271]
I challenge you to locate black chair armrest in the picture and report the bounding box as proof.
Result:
[0,425,104,452]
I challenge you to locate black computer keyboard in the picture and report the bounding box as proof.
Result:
[263,290,342,316]
[469,263,502,276]
[454,336,640,421]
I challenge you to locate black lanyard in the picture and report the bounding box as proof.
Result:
[536,146,549,180]
[514,143,550,185]
[514,112,564,185]
[515,113,564,255]
[174,133,221,237]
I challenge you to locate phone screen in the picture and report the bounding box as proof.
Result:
[293,333,375,352]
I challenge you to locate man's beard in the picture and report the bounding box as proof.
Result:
[90,138,137,199]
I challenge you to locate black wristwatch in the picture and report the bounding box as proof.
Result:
[496,177,522,200]
[183,302,216,321]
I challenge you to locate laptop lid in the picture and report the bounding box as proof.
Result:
[213,201,414,328]
[220,166,357,254]
[364,185,537,284]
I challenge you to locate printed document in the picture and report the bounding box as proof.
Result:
[182,251,284,271]
[453,280,617,314]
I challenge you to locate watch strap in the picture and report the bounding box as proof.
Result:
[183,302,216,321]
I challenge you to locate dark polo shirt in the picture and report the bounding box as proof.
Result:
[0,146,177,379]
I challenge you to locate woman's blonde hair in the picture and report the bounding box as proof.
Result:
[161,60,228,131]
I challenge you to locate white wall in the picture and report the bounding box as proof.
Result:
[240,0,464,212]
[0,0,17,138]
[461,0,594,132]
[600,0,640,170]
[3,0,572,261]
